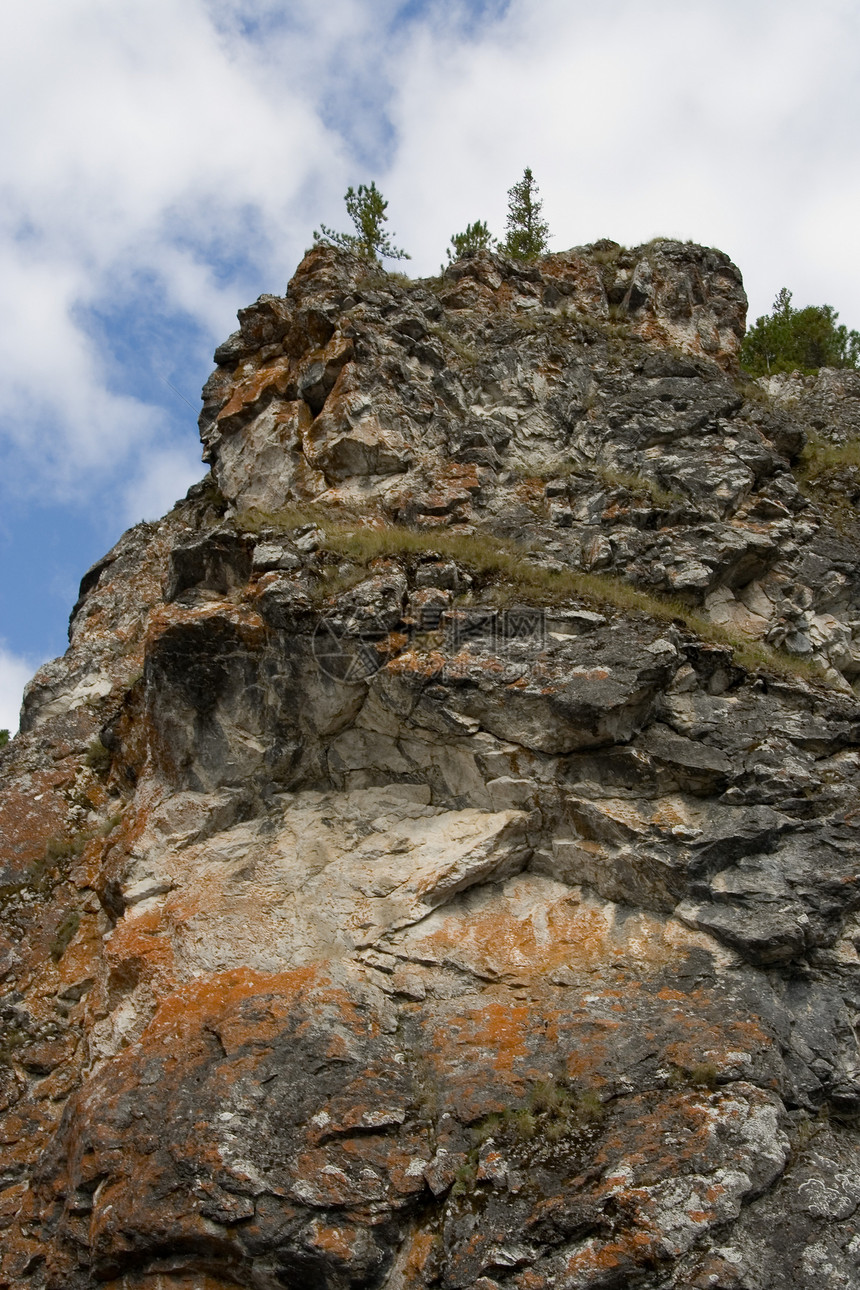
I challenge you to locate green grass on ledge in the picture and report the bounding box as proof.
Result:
[236,506,832,687]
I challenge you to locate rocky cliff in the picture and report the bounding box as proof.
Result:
[2,239,860,1289]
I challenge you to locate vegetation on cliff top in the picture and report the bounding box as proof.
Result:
[313,181,410,263]
[445,219,494,264]
[741,287,860,376]
[319,168,553,268]
[444,168,551,263]
[312,176,860,385]
[498,166,551,261]
[313,182,859,380]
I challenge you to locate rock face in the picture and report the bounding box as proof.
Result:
[762,367,860,446]
[2,240,860,1289]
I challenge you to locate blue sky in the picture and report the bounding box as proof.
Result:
[1,0,860,729]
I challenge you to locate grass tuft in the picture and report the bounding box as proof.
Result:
[513,1108,538,1140]
[591,465,686,510]
[792,438,860,535]
[85,737,111,774]
[529,1078,566,1114]
[45,832,90,863]
[471,1111,504,1144]
[574,1089,606,1123]
[50,911,81,962]
[796,433,860,479]
[450,1158,477,1198]
[427,322,480,368]
[236,503,334,534]
[591,244,626,266]
[669,1061,719,1091]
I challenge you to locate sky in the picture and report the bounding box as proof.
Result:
[1,0,859,731]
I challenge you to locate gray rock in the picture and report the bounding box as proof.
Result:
[252,542,301,572]
[164,530,252,601]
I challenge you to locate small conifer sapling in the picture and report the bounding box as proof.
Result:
[500,167,550,261]
[446,219,494,263]
[313,182,410,263]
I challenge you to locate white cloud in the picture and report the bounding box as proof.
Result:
[0,0,351,509]
[121,442,206,524]
[0,645,38,735]
[0,245,160,487]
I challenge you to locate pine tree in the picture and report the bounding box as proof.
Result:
[741,288,860,376]
[446,219,494,263]
[500,168,550,261]
[313,183,410,263]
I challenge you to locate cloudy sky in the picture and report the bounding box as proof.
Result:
[1,0,858,731]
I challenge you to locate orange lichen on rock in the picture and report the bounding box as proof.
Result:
[215,356,295,431]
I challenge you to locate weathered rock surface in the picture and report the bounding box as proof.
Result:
[762,367,860,445]
[2,241,860,1289]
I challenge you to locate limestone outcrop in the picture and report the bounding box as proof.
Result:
[2,240,860,1289]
